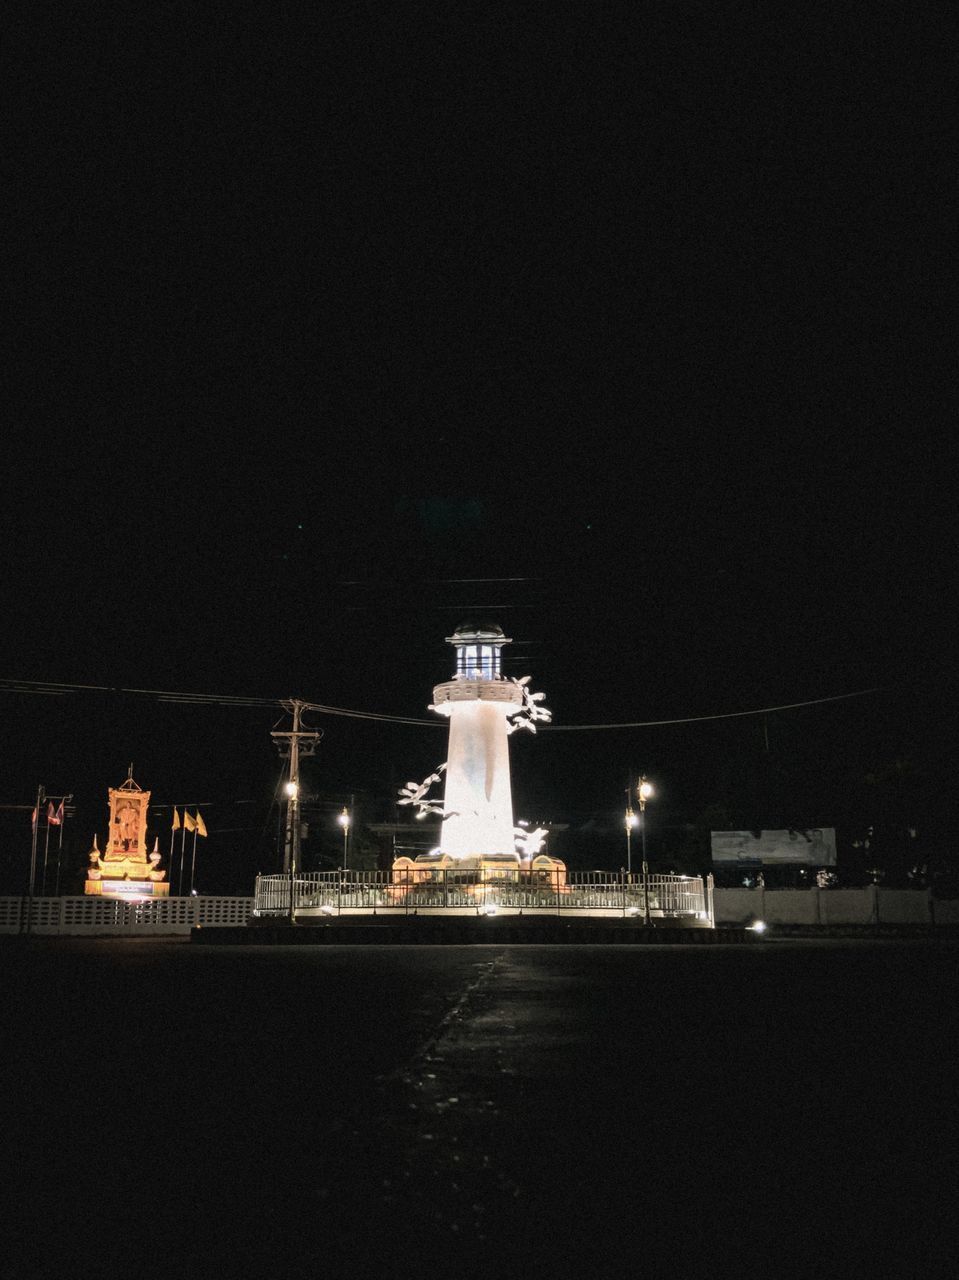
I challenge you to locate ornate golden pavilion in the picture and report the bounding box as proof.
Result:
[85,767,169,898]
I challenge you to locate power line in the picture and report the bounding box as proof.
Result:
[0,679,437,724]
[544,687,884,730]
[0,677,883,731]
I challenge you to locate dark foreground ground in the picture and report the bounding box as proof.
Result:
[2,938,956,1279]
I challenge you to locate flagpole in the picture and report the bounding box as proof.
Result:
[169,810,178,886]
[54,822,64,896]
[179,821,187,896]
[25,785,44,936]
[189,827,198,894]
[41,808,52,896]
[54,802,66,896]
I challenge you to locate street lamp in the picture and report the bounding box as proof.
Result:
[338,806,350,869]
[624,791,639,877]
[637,776,655,926]
[284,778,299,925]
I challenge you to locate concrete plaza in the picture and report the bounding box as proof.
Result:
[2,937,955,1277]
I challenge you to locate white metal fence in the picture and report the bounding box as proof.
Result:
[0,895,254,935]
[252,870,711,921]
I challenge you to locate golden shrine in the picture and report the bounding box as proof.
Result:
[389,849,568,904]
[85,767,169,898]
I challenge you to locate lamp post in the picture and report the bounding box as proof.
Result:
[625,790,638,877]
[637,776,654,926]
[284,778,298,924]
[338,806,350,869]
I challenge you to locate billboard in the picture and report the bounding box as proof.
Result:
[710,829,837,866]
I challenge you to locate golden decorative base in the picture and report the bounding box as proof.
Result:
[86,858,170,898]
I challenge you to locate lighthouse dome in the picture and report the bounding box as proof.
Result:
[447,620,507,644]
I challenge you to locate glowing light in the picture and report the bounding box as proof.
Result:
[338,807,350,830]
[284,780,298,798]
[638,780,654,802]
[750,920,766,933]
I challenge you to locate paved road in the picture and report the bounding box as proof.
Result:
[2,938,956,1277]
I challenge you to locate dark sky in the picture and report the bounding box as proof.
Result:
[3,4,953,889]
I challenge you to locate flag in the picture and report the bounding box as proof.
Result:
[183,811,197,833]
[195,811,208,838]
[31,806,37,834]
[172,808,180,832]
[54,799,65,825]
[48,801,62,826]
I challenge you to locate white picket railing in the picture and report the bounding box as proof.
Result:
[252,870,711,922]
[0,895,253,935]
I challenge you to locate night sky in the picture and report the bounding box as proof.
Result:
[3,4,953,892]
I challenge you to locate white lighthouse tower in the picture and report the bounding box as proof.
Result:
[429,623,523,858]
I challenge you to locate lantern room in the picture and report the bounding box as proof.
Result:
[448,622,511,681]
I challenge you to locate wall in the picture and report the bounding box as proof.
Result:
[0,895,253,935]
[3,890,957,934]
[714,886,958,927]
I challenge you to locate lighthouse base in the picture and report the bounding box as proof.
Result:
[389,849,569,904]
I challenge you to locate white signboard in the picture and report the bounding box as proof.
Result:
[710,829,837,865]
[102,880,155,898]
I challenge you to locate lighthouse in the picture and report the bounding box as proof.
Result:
[429,622,524,858]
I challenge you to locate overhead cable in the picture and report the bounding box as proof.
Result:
[1,677,883,729]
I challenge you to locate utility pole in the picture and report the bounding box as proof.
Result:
[271,700,322,922]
